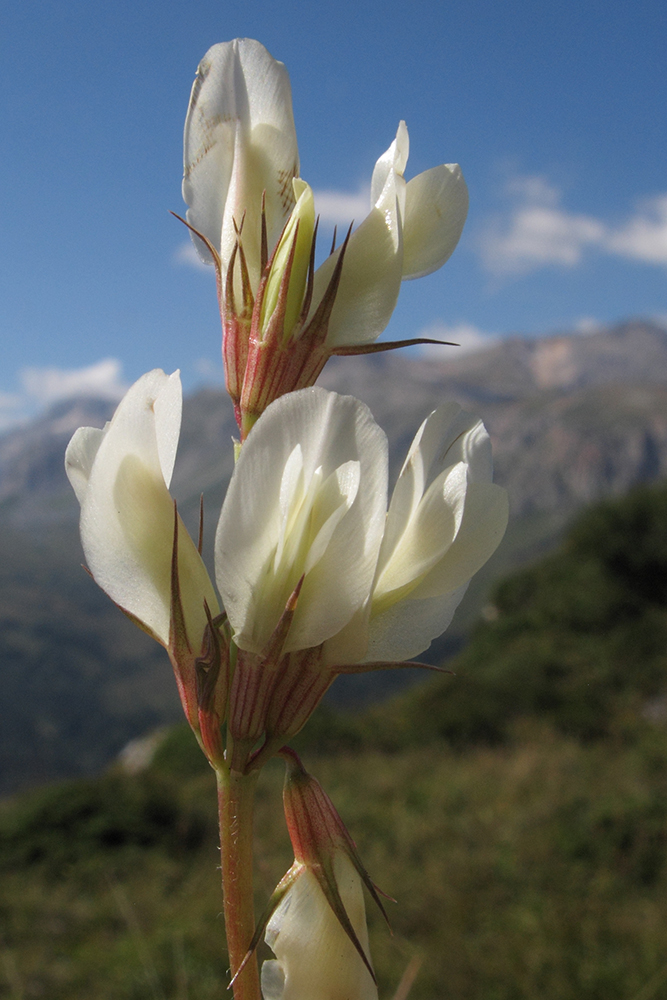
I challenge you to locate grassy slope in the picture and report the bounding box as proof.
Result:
[3,727,667,999]
[3,481,667,999]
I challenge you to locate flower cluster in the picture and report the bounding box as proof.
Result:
[182,38,469,437]
[66,37,508,1000]
[67,376,507,771]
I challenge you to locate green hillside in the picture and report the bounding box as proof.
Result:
[2,481,667,999]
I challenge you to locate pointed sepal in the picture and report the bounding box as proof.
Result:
[281,748,392,940]
[195,603,231,767]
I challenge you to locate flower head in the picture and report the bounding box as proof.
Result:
[214,388,507,760]
[246,750,383,1000]
[183,38,299,291]
[183,39,469,436]
[261,855,378,1000]
[326,401,510,665]
[65,370,223,735]
[215,387,388,656]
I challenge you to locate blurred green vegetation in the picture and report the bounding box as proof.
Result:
[2,482,667,998]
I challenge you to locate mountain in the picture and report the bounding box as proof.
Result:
[1,317,667,793]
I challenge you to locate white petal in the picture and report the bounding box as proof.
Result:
[370,120,409,209]
[183,39,299,274]
[65,426,105,504]
[411,480,509,598]
[309,124,411,350]
[374,462,467,599]
[314,203,403,349]
[362,404,507,661]
[262,857,377,1000]
[72,371,218,646]
[402,163,469,280]
[377,401,463,564]
[215,388,387,654]
[364,584,468,662]
[375,404,488,584]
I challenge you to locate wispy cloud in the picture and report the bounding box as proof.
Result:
[312,186,370,228]
[480,175,667,276]
[0,359,128,433]
[20,358,128,405]
[573,316,603,335]
[481,176,604,275]
[606,194,667,265]
[416,321,500,357]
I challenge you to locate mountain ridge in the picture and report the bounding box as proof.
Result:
[2,317,667,793]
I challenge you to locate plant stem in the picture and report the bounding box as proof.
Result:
[216,765,262,1000]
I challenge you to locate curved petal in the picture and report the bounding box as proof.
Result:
[309,125,410,350]
[402,163,469,279]
[370,120,409,212]
[262,856,377,1000]
[65,425,105,504]
[373,462,468,601]
[67,371,218,647]
[215,387,388,654]
[183,39,299,277]
[314,200,403,350]
[360,403,507,661]
[364,584,468,662]
[377,401,465,564]
[410,480,509,598]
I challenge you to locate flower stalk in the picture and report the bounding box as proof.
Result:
[63,34,511,1000]
[216,766,262,1000]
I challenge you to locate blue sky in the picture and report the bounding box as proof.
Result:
[1,0,665,427]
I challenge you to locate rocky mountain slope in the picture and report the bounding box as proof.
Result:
[1,318,666,793]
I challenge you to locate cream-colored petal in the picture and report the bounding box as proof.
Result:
[377,401,463,566]
[315,204,403,349]
[65,426,105,504]
[262,856,377,1000]
[410,480,509,598]
[364,584,468,662]
[374,462,467,600]
[215,388,387,654]
[370,121,409,206]
[151,370,183,488]
[183,39,299,273]
[402,163,469,279]
[72,371,218,647]
[360,404,507,662]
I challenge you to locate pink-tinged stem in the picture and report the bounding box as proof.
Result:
[216,766,262,1000]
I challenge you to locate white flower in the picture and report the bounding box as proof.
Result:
[183,38,299,292]
[216,388,507,667]
[310,120,469,350]
[183,40,469,431]
[65,370,219,651]
[215,387,388,655]
[327,402,509,665]
[261,855,378,1000]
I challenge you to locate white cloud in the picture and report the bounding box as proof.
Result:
[312,186,370,228]
[481,175,667,276]
[416,321,499,357]
[20,358,128,405]
[173,239,211,271]
[481,176,605,275]
[606,194,667,265]
[0,358,129,434]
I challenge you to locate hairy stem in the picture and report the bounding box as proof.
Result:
[217,765,262,1000]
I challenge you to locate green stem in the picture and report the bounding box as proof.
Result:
[216,765,262,1000]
